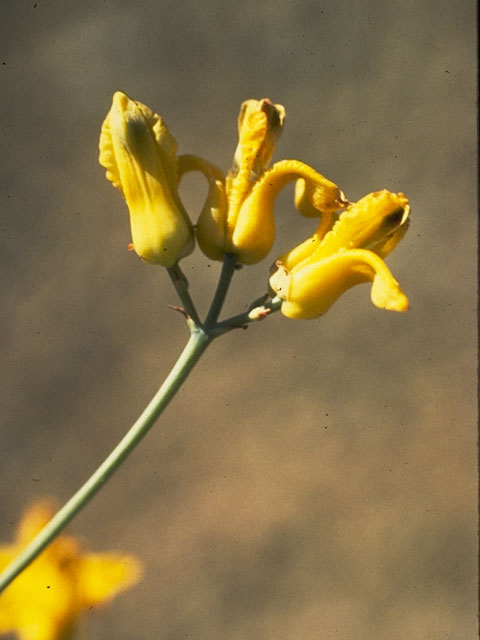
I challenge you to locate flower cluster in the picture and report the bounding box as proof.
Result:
[99,92,410,317]
[0,92,411,640]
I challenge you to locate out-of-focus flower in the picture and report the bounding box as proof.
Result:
[180,98,347,264]
[0,499,142,640]
[99,91,194,267]
[269,190,410,318]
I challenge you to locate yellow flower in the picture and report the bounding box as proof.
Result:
[99,91,194,267]
[179,98,347,264]
[0,500,142,640]
[269,190,410,318]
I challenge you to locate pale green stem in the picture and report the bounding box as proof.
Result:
[214,296,283,334]
[0,252,259,593]
[0,328,210,593]
[204,253,237,329]
[167,263,201,326]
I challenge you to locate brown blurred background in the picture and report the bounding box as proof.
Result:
[0,1,476,638]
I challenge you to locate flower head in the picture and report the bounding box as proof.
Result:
[0,499,142,640]
[269,190,410,318]
[99,91,194,267]
[180,98,347,264]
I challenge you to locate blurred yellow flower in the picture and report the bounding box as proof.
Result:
[99,91,194,267]
[180,98,347,264]
[0,500,142,640]
[269,190,410,318]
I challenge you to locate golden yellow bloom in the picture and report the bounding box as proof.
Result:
[269,190,410,318]
[180,98,347,264]
[0,500,142,640]
[99,91,194,267]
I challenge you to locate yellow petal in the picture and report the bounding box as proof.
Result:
[178,154,228,261]
[0,548,15,631]
[0,545,17,571]
[0,550,78,640]
[294,176,348,219]
[16,499,57,545]
[99,93,178,194]
[312,190,410,262]
[76,552,143,608]
[271,178,343,271]
[99,91,194,267]
[232,98,286,180]
[270,248,409,319]
[0,500,142,640]
[275,233,322,272]
[230,159,345,264]
[13,617,74,640]
[224,99,286,258]
[196,178,229,260]
[369,216,410,258]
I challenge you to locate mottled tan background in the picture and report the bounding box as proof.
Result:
[0,1,476,638]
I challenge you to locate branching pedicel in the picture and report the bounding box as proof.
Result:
[0,94,410,620]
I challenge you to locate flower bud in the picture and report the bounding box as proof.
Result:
[195,98,287,264]
[99,91,194,267]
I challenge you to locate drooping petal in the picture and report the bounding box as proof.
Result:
[270,248,409,319]
[231,159,346,264]
[178,154,228,261]
[294,177,346,218]
[294,177,338,244]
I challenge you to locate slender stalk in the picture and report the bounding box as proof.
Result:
[0,328,211,593]
[0,251,257,593]
[204,253,237,329]
[167,264,201,326]
[214,296,283,334]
